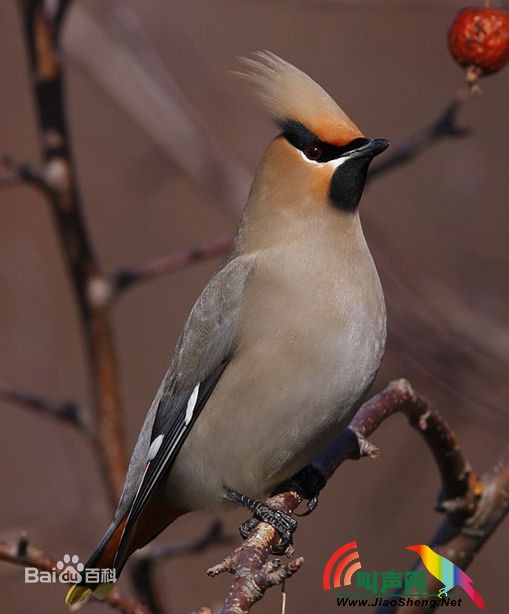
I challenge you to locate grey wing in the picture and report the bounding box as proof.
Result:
[113,253,253,531]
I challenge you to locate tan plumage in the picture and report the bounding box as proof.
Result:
[66,51,388,607]
[238,50,363,144]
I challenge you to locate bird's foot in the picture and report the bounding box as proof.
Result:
[437,588,448,599]
[224,488,297,555]
[274,464,327,517]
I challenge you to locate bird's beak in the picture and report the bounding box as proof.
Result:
[406,545,419,553]
[346,138,389,160]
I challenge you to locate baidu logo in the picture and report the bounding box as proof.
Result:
[25,553,84,584]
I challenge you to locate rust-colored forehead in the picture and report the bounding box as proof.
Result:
[306,115,364,147]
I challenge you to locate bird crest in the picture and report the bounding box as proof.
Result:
[237,51,363,146]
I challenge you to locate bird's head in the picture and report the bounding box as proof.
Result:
[238,51,389,217]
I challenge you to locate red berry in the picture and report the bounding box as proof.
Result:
[448,7,509,78]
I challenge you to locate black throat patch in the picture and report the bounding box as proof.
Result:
[328,158,371,212]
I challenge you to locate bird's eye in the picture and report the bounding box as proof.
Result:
[304,144,322,161]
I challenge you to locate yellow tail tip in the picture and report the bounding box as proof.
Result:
[65,581,115,606]
[65,585,92,606]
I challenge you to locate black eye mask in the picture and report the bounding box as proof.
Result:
[279,119,369,163]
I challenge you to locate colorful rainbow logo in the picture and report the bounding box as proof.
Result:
[323,541,362,590]
[406,545,485,609]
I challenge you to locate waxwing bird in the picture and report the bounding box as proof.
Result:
[406,545,485,609]
[66,51,389,605]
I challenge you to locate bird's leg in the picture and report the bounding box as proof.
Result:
[437,588,448,599]
[274,464,327,517]
[224,488,298,555]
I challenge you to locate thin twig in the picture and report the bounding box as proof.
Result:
[0,381,91,433]
[369,88,471,178]
[113,236,233,296]
[0,535,150,614]
[0,154,49,192]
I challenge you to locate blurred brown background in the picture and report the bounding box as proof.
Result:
[0,1,508,613]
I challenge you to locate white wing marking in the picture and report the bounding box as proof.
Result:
[147,434,164,462]
[184,383,200,426]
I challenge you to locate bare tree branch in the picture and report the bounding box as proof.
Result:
[349,379,481,508]
[376,445,509,614]
[113,236,233,296]
[0,154,49,192]
[369,88,471,178]
[209,380,506,613]
[18,0,128,505]
[0,381,91,432]
[207,489,306,614]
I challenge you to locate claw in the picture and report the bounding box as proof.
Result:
[239,516,259,539]
[295,496,319,517]
[224,488,298,553]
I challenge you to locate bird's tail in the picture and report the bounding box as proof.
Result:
[65,516,129,605]
[462,580,485,610]
[65,499,183,606]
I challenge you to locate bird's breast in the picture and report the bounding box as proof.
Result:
[239,232,386,386]
[167,222,386,509]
